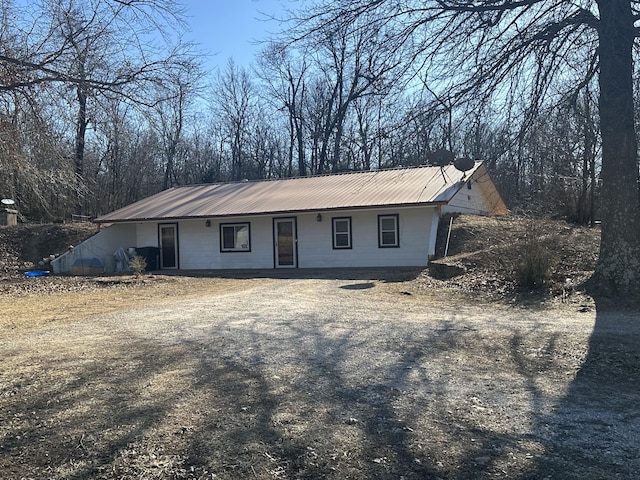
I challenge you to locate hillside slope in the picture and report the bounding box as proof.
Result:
[429,214,600,295]
[0,223,97,274]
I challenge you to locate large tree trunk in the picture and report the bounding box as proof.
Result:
[593,0,640,300]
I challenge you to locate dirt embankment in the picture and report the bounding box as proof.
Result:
[0,222,97,275]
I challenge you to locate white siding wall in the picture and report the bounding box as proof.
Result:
[136,223,158,247]
[297,206,436,268]
[442,180,491,215]
[171,207,437,270]
[55,206,438,273]
[177,217,274,269]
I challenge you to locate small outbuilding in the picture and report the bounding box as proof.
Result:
[0,208,17,226]
[1,198,18,226]
[52,162,507,274]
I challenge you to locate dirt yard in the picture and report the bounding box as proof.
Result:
[1,216,638,479]
[1,270,639,479]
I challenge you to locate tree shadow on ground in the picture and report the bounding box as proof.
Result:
[522,298,640,479]
[3,290,638,479]
[0,339,198,479]
[177,301,640,479]
[171,312,602,479]
[179,316,446,479]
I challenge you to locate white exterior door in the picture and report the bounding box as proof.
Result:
[274,218,297,268]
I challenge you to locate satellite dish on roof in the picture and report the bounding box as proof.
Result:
[1,199,15,206]
[426,149,454,166]
[453,157,475,172]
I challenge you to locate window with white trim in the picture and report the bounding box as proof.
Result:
[220,223,251,252]
[378,214,399,248]
[332,217,352,249]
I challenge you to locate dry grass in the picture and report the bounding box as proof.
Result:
[0,275,263,329]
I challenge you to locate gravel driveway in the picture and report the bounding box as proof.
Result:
[2,275,639,479]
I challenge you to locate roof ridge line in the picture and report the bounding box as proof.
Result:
[173,164,451,188]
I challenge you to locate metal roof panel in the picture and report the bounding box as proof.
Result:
[95,163,481,223]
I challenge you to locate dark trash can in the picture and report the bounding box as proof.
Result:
[135,246,160,271]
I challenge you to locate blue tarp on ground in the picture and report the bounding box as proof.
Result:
[24,270,50,277]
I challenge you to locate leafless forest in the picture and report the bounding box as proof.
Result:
[1,1,602,225]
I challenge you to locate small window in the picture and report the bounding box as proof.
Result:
[378,214,399,248]
[220,223,251,252]
[332,217,352,249]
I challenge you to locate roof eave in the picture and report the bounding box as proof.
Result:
[93,201,449,224]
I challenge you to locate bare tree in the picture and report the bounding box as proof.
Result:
[350,96,378,171]
[294,12,402,173]
[212,60,256,180]
[257,43,310,176]
[178,113,223,185]
[0,93,83,220]
[89,99,163,214]
[1,0,194,215]
[288,0,640,301]
[146,59,204,189]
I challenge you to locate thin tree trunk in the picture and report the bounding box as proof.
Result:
[75,83,88,217]
[287,114,295,177]
[577,95,596,227]
[296,118,306,176]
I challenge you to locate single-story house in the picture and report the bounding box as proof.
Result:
[52,162,507,274]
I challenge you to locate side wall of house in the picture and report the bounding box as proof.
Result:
[51,223,137,274]
[442,180,491,215]
[443,164,508,216]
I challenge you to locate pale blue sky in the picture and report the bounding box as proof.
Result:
[183,0,292,72]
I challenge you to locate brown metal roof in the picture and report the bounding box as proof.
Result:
[95,163,485,223]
